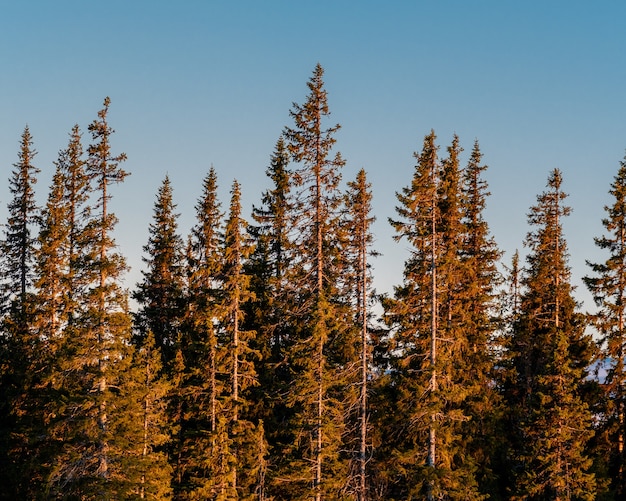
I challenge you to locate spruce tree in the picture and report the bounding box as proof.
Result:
[245,137,296,497]
[46,98,135,498]
[0,126,41,499]
[458,141,503,498]
[344,168,377,501]
[26,125,91,499]
[584,153,626,497]
[133,175,186,370]
[506,169,596,500]
[281,63,352,500]
[122,331,174,500]
[1,126,40,317]
[177,167,226,498]
[382,132,483,500]
[218,179,266,499]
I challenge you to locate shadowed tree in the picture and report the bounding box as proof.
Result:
[506,169,596,500]
[344,168,377,501]
[133,175,186,370]
[0,126,41,499]
[585,153,626,498]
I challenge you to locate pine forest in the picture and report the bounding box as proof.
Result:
[2,64,626,500]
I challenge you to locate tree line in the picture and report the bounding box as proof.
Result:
[0,64,625,500]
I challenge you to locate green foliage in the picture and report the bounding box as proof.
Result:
[2,68,624,501]
[133,175,186,369]
[585,154,626,498]
[381,131,494,500]
[505,169,596,499]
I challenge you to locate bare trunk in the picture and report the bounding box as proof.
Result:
[233,293,239,496]
[315,349,323,501]
[313,135,324,501]
[98,176,109,479]
[427,166,437,501]
[141,364,150,499]
[359,226,368,501]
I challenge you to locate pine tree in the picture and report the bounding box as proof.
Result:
[23,125,92,499]
[458,140,503,498]
[46,97,135,498]
[0,126,41,499]
[584,153,626,497]
[281,63,353,500]
[133,175,186,370]
[506,169,596,500]
[1,126,40,317]
[344,169,377,501]
[218,179,265,499]
[132,175,187,498]
[245,137,296,497]
[382,132,483,500]
[177,167,227,499]
[122,331,174,500]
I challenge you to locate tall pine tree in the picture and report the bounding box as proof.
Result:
[585,153,626,498]
[281,63,353,500]
[245,137,297,498]
[458,140,503,498]
[0,126,41,499]
[46,98,135,498]
[177,167,227,499]
[506,169,596,500]
[344,168,377,501]
[382,132,483,500]
[133,175,186,370]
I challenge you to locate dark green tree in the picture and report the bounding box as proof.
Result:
[0,126,41,499]
[245,137,296,498]
[133,175,186,370]
[344,168,377,501]
[584,153,626,498]
[177,167,227,499]
[506,169,596,500]
[1,125,40,317]
[218,179,265,499]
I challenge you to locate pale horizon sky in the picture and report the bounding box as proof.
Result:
[1,1,626,313]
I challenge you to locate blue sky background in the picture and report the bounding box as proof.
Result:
[1,1,626,312]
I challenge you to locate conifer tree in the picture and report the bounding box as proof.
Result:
[218,179,266,499]
[245,137,297,497]
[281,63,353,500]
[382,132,483,500]
[0,126,41,499]
[20,125,92,499]
[54,124,92,325]
[122,331,174,500]
[585,153,626,497]
[344,168,377,501]
[133,175,186,369]
[1,125,40,319]
[46,98,135,498]
[177,167,226,498]
[506,169,596,500]
[458,141,503,497]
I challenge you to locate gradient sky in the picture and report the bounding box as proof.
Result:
[1,1,626,312]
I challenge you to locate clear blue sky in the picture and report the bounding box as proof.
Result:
[1,1,625,311]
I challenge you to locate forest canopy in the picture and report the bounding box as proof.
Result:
[0,64,624,500]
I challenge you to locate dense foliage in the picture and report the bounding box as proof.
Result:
[0,66,621,500]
